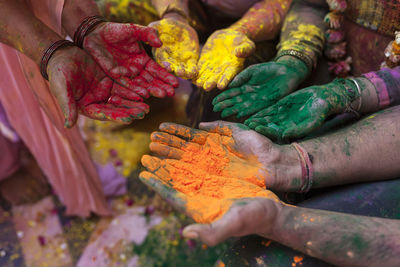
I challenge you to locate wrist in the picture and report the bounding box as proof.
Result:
[257,198,286,238]
[267,144,303,192]
[276,55,310,83]
[62,0,101,38]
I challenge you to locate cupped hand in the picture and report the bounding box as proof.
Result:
[83,22,179,98]
[182,196,282,246]
[149,17,199,79]
[212,58,309,119]
[47,46,149,128]
[140,153,281,225]
[193,28,255,91]
[245,80,355,140]
[148,121,301,190]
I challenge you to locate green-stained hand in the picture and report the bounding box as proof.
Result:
[149,17,199,79]
[212,57,309,119]
[245,78,360,140]
[194,28,255,91]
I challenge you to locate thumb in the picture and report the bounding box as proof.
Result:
[183,222,230,247]
[234,38,255,58]
[134,24,162,48]
[48,70,78,128]
[199,120,236,136]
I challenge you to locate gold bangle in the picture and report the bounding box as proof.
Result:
[275,49,315,72]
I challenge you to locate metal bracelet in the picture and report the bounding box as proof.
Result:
[275,49,315,72]
[73,15,106,48]
[348,78,362,112]
[40,40,75,80]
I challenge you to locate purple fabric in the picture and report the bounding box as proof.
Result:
[363,66,400,108]
[95,162,127,197]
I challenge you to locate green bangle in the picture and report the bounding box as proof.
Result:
[275,49,315,72]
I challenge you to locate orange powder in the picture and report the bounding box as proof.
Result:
[160,132,276,223]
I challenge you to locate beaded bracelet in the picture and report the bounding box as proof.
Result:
[275,49,315,72]
[292,142,313,193]
[73,15,106,48]
[40,40,75,80]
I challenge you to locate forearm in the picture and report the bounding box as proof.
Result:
[151,0,189,20]
[299,105,400,188]
[0,0,62,65]
[270,205,400,266]
[229,0,292,42]
[277,0,327,75]
[62,0,100,37]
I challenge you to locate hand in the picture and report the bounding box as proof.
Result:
[212,57,309,118]
[47,46,149,127]
[83,22,179,98]
[149,17,199,79]
[182,197,283,246]
[140,154,281,225]
[147,121,301,191]
[245,79,358,140]
[194,28,255,91]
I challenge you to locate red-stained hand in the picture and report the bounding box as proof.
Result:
[47,46,149,128]
[83,22,179,98]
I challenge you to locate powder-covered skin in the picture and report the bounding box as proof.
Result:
[140,128,278,223]
[150,17,199,79]
[84,22,179,99]
[212,57,308,119]
[244,78,360,140]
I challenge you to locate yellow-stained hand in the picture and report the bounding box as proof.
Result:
[194,28,255,91]
[150,18,199,80]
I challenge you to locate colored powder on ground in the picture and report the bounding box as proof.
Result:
[164,132,276,223]
[292,255,304,267]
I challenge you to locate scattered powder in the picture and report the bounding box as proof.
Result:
[292,255,304,267]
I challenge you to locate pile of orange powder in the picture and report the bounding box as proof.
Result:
[162,132,275,223]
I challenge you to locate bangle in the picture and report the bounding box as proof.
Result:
[275,49,315,72]
[40,40,75,80]
[73,15,106,48]
[291,142,313,193]
[348,78,362,112]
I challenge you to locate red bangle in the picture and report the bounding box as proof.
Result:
[73,15,106,48]
[292,142,313,193]
[40,40,75,80]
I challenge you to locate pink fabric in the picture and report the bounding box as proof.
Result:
[363,71,390,108]
[202,0,261,18]
[0,0,110,216]
[0,134,20,180]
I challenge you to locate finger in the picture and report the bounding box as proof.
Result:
[244,117,269,127]
[139,171,186,211]
[217,66,240,90]
[213,99,236,112]
[151,131,188,148]
[134,24,162,47]
[109,66,129,79]
[159,123,208,144]
[212,88,241,105]
[228,67,253,88]
[234,39,256,58]
[149,142,184,159]
[198,121,235,136]
[149,80,175,98]
[182,202,239,246]
[82,104,145,123]
[220,106,240,118]
[112,84,143,101]
[118,77,150,98]
[251,107,275,118]
[108,95,150,114]
[146,60,179,88]
[202,67,220,92]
